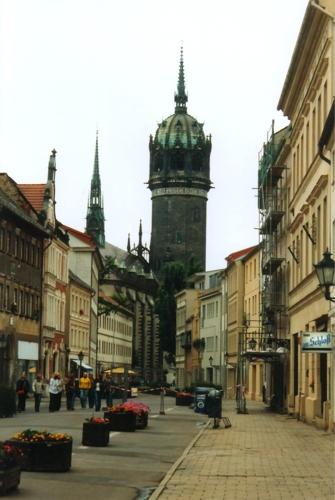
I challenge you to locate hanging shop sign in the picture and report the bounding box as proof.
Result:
[301,332,333,353]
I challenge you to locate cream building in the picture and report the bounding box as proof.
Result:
[277,0,334,430]
[97,290,133,376]
[19,151,70,379]
[67,271,92,375]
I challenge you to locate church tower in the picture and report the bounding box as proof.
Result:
[86,131,105,247]
[148,48,212,275]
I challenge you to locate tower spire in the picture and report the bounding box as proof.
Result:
[174,46,188,113]
[86,130,105,247]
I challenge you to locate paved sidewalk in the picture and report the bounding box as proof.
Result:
[150,400,335,500]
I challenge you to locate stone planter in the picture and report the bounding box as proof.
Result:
[6,439,72,472]
[0,466,20,495]
[82,422,110,447]
[176,395,193,406]
[136,413,148,429]
[104,411,137,432]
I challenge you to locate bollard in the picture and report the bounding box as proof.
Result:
[159,387,166,415]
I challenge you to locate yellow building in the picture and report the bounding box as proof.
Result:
[226,246,256,399]
[242,245,263,402]
[277,0,334,430]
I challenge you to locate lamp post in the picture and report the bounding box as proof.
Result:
[209,355,213,383]
[78,350,84,379]
[314,249,335,432]
[314,249,335,302]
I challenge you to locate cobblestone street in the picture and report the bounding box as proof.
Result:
[151,401,335,500]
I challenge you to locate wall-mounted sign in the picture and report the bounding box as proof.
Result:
[301,332,333,353]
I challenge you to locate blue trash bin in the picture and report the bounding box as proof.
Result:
[194,387,210,414]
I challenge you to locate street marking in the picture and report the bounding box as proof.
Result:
[109,432,120,437]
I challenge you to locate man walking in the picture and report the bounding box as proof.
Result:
[16,372,30,412]
[79,372,91,408]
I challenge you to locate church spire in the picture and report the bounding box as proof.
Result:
[86,130,105,247]
[174,46,188,113]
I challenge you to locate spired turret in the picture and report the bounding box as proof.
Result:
[86,131,105,247]
[148,48,212,275]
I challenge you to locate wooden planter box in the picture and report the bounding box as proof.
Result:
[0,466,20,495]
[82,422,110,447]
[136,413,148,429]
[176,395,193,406]
[104,411,136,432]
[6,439,72,472]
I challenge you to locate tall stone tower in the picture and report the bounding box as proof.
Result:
[148,49,212,275]
[86,131,105,247]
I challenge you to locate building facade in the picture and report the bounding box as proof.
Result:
[0,174,47,387]
[277,0,334,430]
[67,270,92,376]
[19,151,70,379]
[148,49,212,276]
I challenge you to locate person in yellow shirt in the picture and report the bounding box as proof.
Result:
[79,372,91,408]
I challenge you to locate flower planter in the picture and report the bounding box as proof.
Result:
[104,411,137,432]
[6,439,72,472]
[0,466,20,495]
[176,395,193,406]
[136,413,148,429]
[82,422,110,447]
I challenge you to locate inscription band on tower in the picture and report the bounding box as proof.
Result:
[151,187,208,199]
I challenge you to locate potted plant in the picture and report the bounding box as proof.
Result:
[0,442,21,495]
[176,391,194,406]
[7,429,72,472]
[0,386,16,418]
[104,401,150,432]
[82,417,110,447]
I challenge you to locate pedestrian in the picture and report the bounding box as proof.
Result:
[104,375,113,407]
[32,374,44,412]
[93,374,105,411]
[88,373,95,409]
[65,375,76,410]
[16,372,30,412]
[79,372,91,408]
[49,372,62,412]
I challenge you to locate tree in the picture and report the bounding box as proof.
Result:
[155,261,186,354]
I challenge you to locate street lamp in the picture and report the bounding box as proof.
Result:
[248,338,257,351]
[78,350,84,378]
[209,355,213,366]
[314,249,335,302]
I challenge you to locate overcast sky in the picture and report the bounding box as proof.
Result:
[0,0,308,270]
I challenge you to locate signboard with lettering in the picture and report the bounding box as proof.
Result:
[301,332,334,353]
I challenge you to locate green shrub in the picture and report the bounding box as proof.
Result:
[0,385,16,417]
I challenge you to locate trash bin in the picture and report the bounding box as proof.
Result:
[194,387,211,414]
[205,389,223,418]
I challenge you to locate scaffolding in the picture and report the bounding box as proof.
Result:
[236,121,290,414]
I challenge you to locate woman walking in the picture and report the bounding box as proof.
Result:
[32,374,44,412]
[65,375,76,410]
[16,372,30,412]
[49,372,62,412]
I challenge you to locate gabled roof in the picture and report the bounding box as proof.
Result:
[226,245,258,265]
[18,184,46,212]
[0,186,48,236]
[61,224,96,248]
